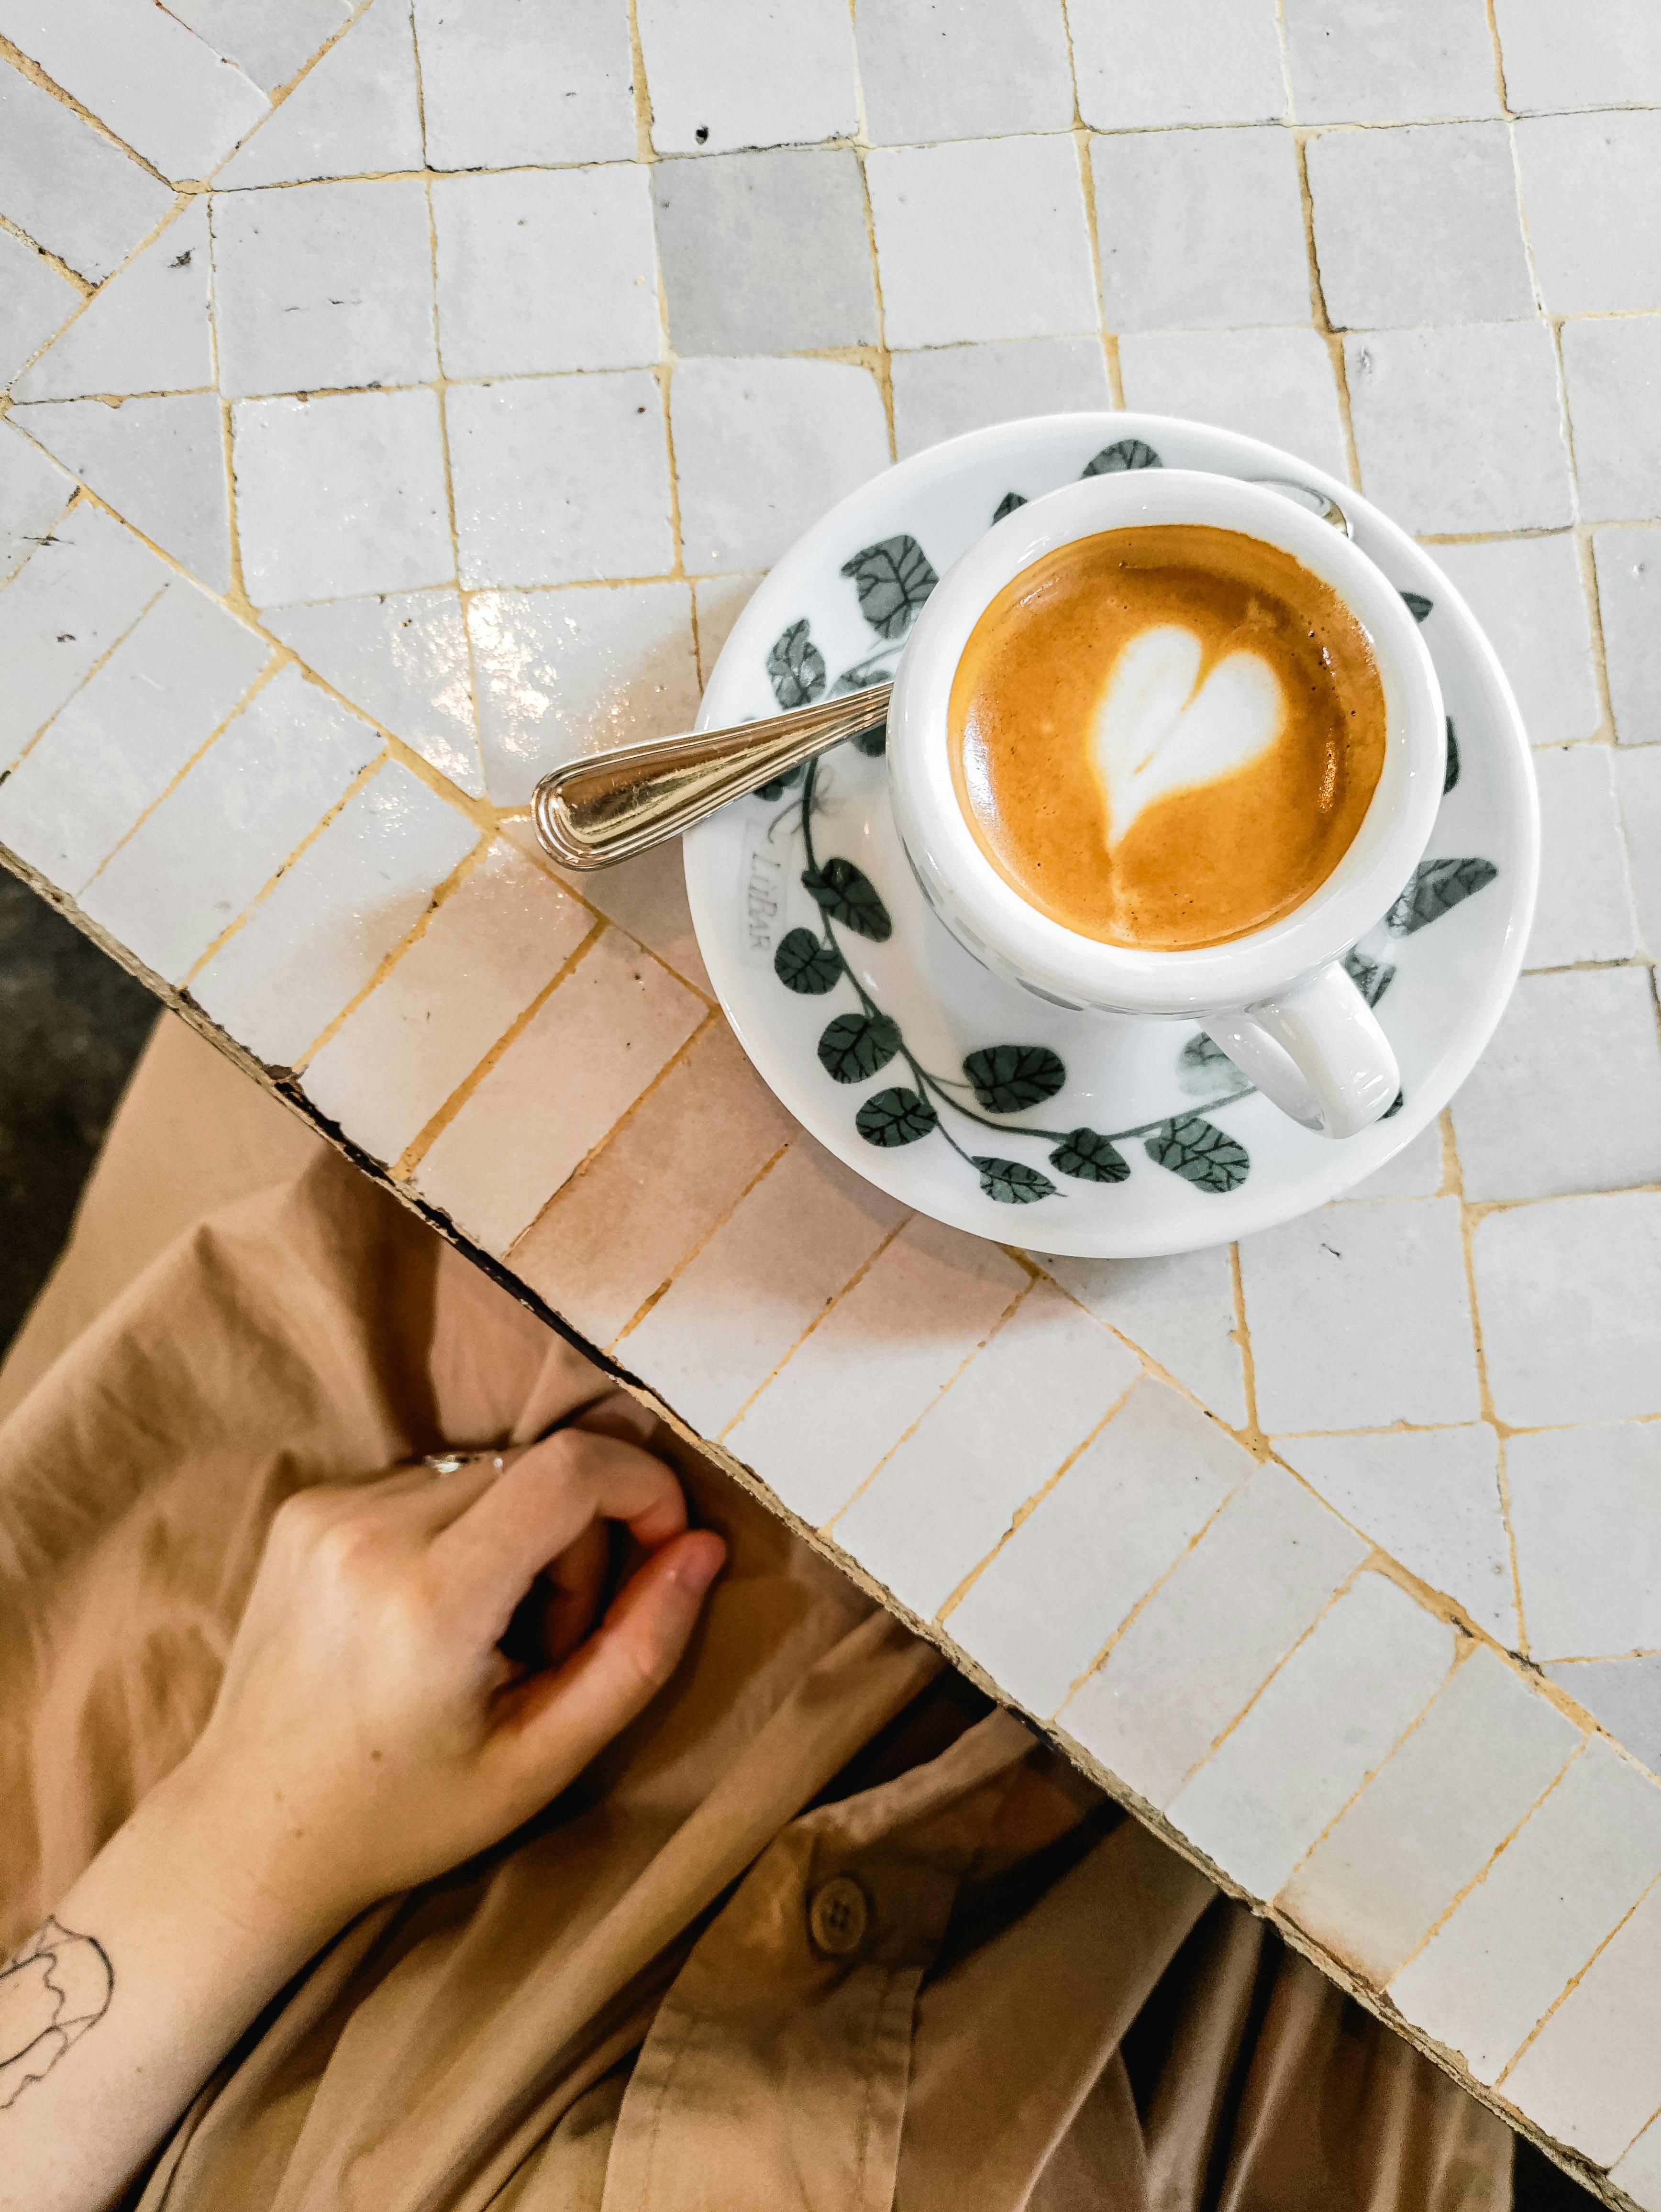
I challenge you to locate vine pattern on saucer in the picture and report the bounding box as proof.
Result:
[756,441,1501,1210]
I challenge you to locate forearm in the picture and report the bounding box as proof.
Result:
[0,1761,337,2212]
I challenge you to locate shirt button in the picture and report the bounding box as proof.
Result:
[808,1875,870,1958]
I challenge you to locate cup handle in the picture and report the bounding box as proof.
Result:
[1202,962,1400,1140]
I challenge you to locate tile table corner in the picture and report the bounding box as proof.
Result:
[1,1,1658,2199]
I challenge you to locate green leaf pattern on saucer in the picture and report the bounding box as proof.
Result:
[756,453,1503,1208]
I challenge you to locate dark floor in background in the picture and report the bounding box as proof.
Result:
[0,870,157,1350]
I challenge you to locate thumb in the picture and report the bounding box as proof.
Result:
[490,1529,726,1796]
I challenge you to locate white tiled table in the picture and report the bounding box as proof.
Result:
[2,3,1659,2197]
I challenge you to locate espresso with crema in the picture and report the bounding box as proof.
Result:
[949,525,1387,951]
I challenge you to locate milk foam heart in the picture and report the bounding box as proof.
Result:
[1092,624,1284,847]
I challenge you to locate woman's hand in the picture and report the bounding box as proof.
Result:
[0,1396,723,2212]
[179,1398,727,1937]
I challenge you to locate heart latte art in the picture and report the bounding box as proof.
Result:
[950,524,1387,951]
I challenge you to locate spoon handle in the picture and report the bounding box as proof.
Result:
[532,682,893,870]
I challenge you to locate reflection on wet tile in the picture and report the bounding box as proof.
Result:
[466,580,698,804]
[266,588,483,795]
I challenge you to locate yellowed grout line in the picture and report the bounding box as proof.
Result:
[818,1273,1041,1533]
[715,1206,917,1442]
[179,745,389,984]
[388,912,612,1175]
[1,552,169,776]
[0,207,92,301]
[595,1129,796,1351]
[0,30,179,188]
[934,1352,1148,1622]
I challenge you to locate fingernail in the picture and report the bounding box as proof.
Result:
[670,1536,725,1599]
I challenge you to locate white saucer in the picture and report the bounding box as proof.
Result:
[683,413,1539,1258]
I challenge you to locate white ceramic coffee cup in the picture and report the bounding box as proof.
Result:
[886,469,1446,1141]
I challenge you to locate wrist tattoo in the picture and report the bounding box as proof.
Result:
[0,1917,114,2109]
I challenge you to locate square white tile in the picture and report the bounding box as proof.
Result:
[77,664,380,983]
[414,927,704,1255]
[1494,0,1661,112]
[946,1377,1256,1719]
[867,137,1098,351]
[1275,1425,1517,1644]
[446,372,673,590]
[0,579,269,894]
[1514,113,1661,317]
[612,1137,908,1436]
[1389,1736,1661,2085]
[265,588,482,796]
[1091,127,1310,333]
[466,580,698,805]
[211,177,437,399]
[414,0,636,169]
[831,1278,1143,1620]
[1168,1573,1456,1900]
[1279,1647,1582,1984]
[1336,1121,1445,1199]
[0,63,175,285]
[1452,969,1661,1204]
[507,1019,795,1349]
[1344,323,1573,534]
[1035,1242,1247,1429]
[233,388,454,605]
[1619,746,1661,954]
[857,0,1074,142]
[191,762,478,1067]
[0,223,80,386]
[1546,1658,1661,1781]
[1561,317,1661,525]
[1060,1462,1368,1808]
[1116,327,1348,484]
[1281,0,1501,123]
[725,1216,1028,1528]
[0,0,267,184]
[1069,0,1286,128]
[1307,122,1532,330]
[432,166,661,380]
[671,357,890,575]
[1472,1195,1661,1428]
[302,837,593,1165]
[1239,1197,1479,1433]
[890,340,1112,464]
[634,0,858,155]
[0,424,72,586]
[213,0,423,187]
[0,499,166,769]
[1508,1423,1661,1661]
[1525,745,1640,966]
[653,149,876,357]
[1595,529,1661,745]
[1425,537,1600,748]
[15,199,213,403]
[161,0,353,97]
[1499,1875,1661,2166]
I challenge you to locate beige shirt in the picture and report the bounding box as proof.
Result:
[0,1020,1510,2212]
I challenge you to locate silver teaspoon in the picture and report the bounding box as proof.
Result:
[532,682,891,871]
